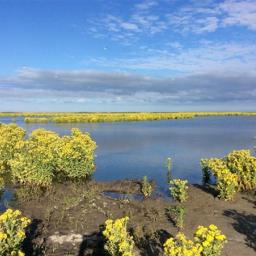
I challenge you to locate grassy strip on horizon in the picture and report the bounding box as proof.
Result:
[1,112,256,123]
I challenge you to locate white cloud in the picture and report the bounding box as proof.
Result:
[220,0,256,30]
[195,17,218,33]
[168,14,219,34]
[87,0,256,43]
[87,1,168,42]
[168,0,256,34]
[120,22,139,30]
[88,41,256,74]
[135,0,158,11]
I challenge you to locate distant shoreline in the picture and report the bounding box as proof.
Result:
[1,111,256,123]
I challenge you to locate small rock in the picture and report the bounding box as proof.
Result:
[48,233,83,245]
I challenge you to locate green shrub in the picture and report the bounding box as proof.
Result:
[166,157,172,183]
[201,160,211,184]
[170,179,188,203]
[168,205,186,229]
[141,176,153,198]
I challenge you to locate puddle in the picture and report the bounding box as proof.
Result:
[0,188,14,212]
[102,191,144,201]
[102,190,172,201]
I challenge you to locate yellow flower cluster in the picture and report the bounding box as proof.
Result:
[203,158,238,200]
[169,179,188,203]
[54,128,97,179]
[164,224,226,256]
[194,224,227,256]
[164,232,201,256]
[216,170,238,201]
[225,150,256,191]
[103,216,135,256]
[0,208,30,256]
[10,129,60,187]
[0,124,96,187]
[0,123,25,172]
[201,149,256,200]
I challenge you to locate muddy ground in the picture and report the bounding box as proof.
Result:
[6,180,256,256]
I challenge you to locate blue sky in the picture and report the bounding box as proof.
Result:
[0,0,256,111]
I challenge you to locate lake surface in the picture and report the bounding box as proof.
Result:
[1,116,256,194]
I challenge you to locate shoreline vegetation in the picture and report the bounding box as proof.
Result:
[1,111,256,123]
[0,123,96,188]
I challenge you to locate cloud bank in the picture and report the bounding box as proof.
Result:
[1,68,256,110]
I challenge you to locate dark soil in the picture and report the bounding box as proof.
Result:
[8,180,256,256]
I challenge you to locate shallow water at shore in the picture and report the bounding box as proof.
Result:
[1,116,256,193]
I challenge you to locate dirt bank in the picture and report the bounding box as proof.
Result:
[9,180,256,256]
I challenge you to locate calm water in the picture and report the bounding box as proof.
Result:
[1,116,256,195]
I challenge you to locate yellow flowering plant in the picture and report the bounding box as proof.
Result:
[225,150,256,191]
[215,169,238,201]
[164,224,226,256]
[201,149,256,200]
[10,129,60,187]
[203,158,238,200]
[0,123,25,172]
[54,128,96,180]
[4,125,96,187]
[194,224,227,256]
[164,232,202,256]
[0,208,31,256]
[170,179,188,203]
[102,216,135,256]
